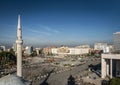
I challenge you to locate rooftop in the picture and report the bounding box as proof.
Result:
[102,54,120,59]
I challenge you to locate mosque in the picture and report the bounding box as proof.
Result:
[0,15,31,85]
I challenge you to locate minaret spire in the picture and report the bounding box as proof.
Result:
[17,15,22,40]
[18,15,21,29]
[16,15,23,77]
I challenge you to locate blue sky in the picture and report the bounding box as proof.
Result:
[0,0,120,48]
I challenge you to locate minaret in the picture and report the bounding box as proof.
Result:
[16,15,23,77]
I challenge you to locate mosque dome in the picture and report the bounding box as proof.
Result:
[0,74,31,85]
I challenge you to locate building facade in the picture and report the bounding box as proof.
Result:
[94,43,107,50]
[52,46,90,55]
[94,42,113,53]
[25,46,33,55]
[114,32,120,52]
[101,54,120,78]
[42,46,56,55]
[35,48,41,55]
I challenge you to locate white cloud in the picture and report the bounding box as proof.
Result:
[39,25,60,33]
[27,24,60,36]
[28,29,51,36]
[40,31,51,35]
[29,29,40,33]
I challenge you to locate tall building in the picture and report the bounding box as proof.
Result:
[16,15,23,77]
[25,46,33,55]
[113,32,120,52]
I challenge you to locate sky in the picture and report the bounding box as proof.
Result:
[0,0,120,48]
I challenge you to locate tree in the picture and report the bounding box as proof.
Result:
[109,78,120,85]
[9,48,15,55]
[0,51,16,69]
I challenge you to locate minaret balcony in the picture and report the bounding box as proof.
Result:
[16,40,23,44]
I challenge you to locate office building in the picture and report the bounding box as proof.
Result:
[113,32,120,52]
[25,46,33,55]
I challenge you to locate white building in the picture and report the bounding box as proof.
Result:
[101,54,120,78]
[35,48,41,55]
[0,45,5,51]
[103,46,109,53]
[52,46,90,55]
[114,32,120,52]
[94,42,113,53]
[52,48,58,54]
[25,46,33,55]
[94,43,107,50]
[69,48,89,55]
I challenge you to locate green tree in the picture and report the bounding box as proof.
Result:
[9,48,15,55]
[109,78,120,85]
[0,51,16,69]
